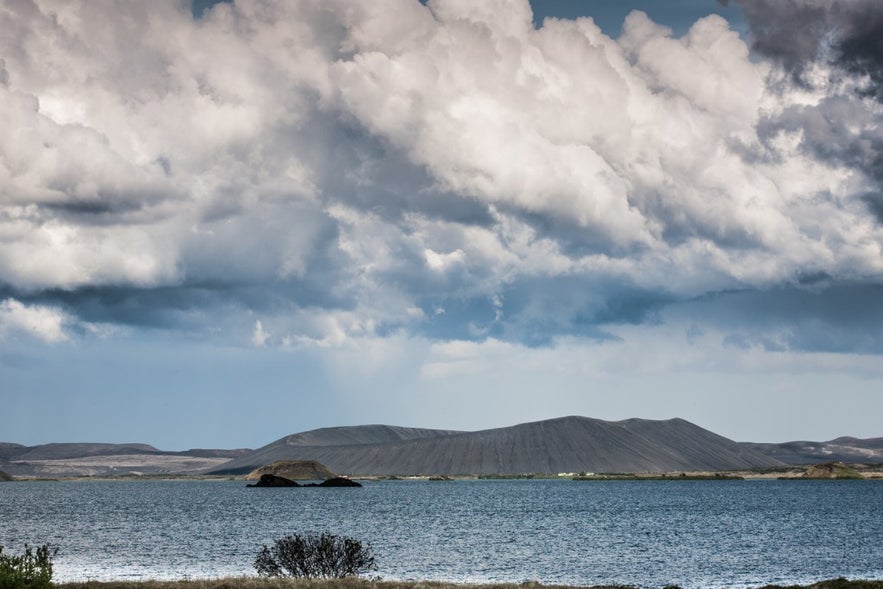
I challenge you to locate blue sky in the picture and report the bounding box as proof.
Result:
[2,0,883,450]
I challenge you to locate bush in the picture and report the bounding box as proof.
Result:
[0,544,55,589]
[254,533,376,579]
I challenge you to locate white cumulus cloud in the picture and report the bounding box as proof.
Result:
[0,298,70,343]
[0,0,881,351]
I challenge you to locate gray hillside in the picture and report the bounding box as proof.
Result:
[212,424,461,474]
[0,442,254,477]
[0,443,25,460]
[278,424,463,447]
[10,442,161,461]
[743,436,883,465]
[210,416,782,476]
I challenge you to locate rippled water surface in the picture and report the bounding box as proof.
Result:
[1,479,881,588]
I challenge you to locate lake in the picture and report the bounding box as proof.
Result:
[1,479,881,588]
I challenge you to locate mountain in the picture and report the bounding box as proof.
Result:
[6,418,880,479]
[0,443,25,461]
[208,416,781,476]
[212,424,461,475]
[743,436,883,465]
[0,442,252,478]
[7,442,161,461]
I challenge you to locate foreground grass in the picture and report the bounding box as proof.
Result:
[52,577,883,589]
[54,581,574,589]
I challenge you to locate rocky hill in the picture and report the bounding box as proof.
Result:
[212,424,461,475]
[209,416,782,476]
[7,442,162,461]
[245,460,337,481]
[743,436,883,465]
[803,461,863,479]
[0,442,252,478]
[0,443,25,460]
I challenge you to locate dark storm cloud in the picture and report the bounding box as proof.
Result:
[19,279,356,333]
[758,97,882,167]
[427,277,673,346]
[29,286,230,331]
[755,95,883,222]
[682,282,883,354]
[308,116,497,228]
[726,1,883,223]
[494,278,673,347]
[724,0,883,97]
[863,193,883,223]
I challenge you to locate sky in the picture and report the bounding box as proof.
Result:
[2,0,883,451]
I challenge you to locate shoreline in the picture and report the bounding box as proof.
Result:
[6,466,883,482]
[51,576,883,589]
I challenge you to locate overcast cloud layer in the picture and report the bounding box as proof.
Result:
[2,0,883,447]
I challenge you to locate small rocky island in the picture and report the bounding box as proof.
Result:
[247,473,362,487]
[244,460,362,487]
[245,459,336,481]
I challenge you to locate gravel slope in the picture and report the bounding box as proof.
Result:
[209,416,783,476]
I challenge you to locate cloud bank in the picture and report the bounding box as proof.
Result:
[1,0,882,352]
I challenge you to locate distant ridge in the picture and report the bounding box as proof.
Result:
[743,436,883,465]
[6,418,881,478]
[8,442,161,461]
[208,416,781,476]
[0,442,252,478]
[0,442,251,462]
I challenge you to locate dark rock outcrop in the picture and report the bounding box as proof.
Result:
[246,473,362,488]
[247,473,300,487]
[0,470,13,482]
[245,460,336,481]
[316,477,362,487]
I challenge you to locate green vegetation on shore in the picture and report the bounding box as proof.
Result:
[0,543,54,589]
[51,577,883,589]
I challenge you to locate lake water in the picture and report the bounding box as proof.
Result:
[1,479,881,588]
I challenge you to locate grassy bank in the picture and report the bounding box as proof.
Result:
[53,577,883,589]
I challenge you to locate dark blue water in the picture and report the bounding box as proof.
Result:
[1,479,881,588]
